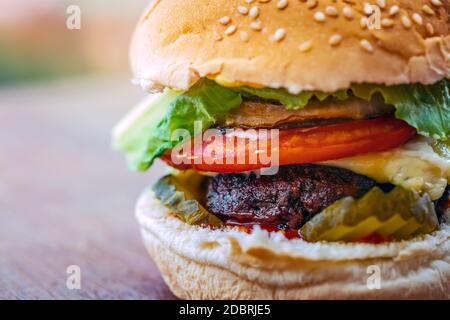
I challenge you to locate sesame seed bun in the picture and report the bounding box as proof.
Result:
[136,188,450,300]
[130,0,450,93]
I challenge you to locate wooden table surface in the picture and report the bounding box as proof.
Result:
[0,76,177,299]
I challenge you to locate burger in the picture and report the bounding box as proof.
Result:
[113,0,450,299]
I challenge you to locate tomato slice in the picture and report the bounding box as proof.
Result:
[161,115,417,173]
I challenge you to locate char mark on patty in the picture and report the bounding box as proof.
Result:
[206,164,377,230]
[436,185,450,223]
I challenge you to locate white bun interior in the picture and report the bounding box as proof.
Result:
[136,188,450,299]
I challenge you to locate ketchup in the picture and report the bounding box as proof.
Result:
[354,233,393,244]
[225,223,395,243]
[225,223,301,240]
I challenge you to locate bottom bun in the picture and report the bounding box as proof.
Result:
[136,187,450,300]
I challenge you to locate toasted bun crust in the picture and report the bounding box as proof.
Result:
[131,0,450,93]
[136,188,450,300]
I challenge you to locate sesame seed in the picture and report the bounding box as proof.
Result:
[329,34,342,46]
[272,28,286,42]
[364,3,373,15]
[381,18,395,27]
[401,15,412,28]
[376,0,386,9]
[250,20,263,30]
[431,0,443,7]
[277,0,288,10]
[218,16,231,25]
[342,6,354,19]
[325,6,339,17]
[259,0,271,3]
[360,39,374,53]
[412,13,423,25]
[240,31,250,42]
[245,0,254,3]
[422,5,435,15]
[426,23,435,35]
[238,6,249,15]
[224,25,237,35]
[360,17,368,29]
[289,85,301,95]
[389,5,399,16]
[249,6,259,18]
[306,0,318,9]
[314,11,326,22]
[270,81,281,88]
[298,40,313,52]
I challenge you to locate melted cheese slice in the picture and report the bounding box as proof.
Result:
[323,137,450,200]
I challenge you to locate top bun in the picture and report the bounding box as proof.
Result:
[130,0,450,93]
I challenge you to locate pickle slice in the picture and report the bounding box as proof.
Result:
[300,187,439,242]
[153,173,223,227]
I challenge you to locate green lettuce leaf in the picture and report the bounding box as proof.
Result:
[351,80,450,141]
[113,80,242,171]
[234,86,349,108]
[113,78,449,171]
[235,80,450,140]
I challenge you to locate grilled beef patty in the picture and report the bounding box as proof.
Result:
[437,185,450,223]
[206,164,377,230]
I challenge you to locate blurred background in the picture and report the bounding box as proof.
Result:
[0,0,144,84]
[0,0,174,299]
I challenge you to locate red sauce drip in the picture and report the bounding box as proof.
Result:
[354,233,393,244]
[225,223,301,240]
[226,223,395,243]
[444,198,450,210]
